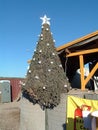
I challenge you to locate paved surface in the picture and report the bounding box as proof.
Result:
[0,101,20,130]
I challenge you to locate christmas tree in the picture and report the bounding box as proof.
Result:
[23,15,70,109]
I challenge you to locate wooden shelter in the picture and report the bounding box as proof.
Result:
[57,31,98,90]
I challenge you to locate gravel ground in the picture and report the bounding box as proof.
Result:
[0,101,20,130]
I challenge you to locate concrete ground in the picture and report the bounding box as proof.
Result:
[0,101,20,130]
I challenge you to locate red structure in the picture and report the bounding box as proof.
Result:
[0,77,25,101]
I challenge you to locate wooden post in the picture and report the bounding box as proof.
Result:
[79,55,85,90]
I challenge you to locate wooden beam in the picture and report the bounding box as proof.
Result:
[84,62,98,86]
[79,55,85,90]
[57,31,98,51]
[66,48,98,57]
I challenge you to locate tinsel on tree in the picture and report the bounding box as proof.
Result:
[23,15,71,109]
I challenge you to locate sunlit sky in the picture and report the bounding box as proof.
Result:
[0,0,98,77]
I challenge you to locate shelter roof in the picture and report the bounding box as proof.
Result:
[57,31,98,83]
[57,30,98,53]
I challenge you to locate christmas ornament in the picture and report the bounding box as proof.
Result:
[29,70,31,73]
[47,43,50,46]
[52,52,55,56]
[38,61,41,64]
[41,26,44,29]
[50,61,53,64]
[40,34,43,36]
[43,86,46,89]
[64,84,67,88]
[40,15,50,25]
[46,28,49,31]
[41,38,43,40]
[53,40,55,42]
[39,50,42,53]
[59,64,62,67]
[48,69,51,72]
[33,57,35,61]
[35,75,39,79]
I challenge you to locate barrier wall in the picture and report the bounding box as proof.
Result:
[20,97,45,130]
[20,89,98,130]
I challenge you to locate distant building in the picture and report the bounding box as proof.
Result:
[0,77,25,102]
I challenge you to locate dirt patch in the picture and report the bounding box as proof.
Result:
[0,102,20,130]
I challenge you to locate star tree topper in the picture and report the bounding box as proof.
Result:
[40,15,50,25]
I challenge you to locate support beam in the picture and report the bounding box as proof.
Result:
[79,55,85,90]
[84,62,98,86]
[66,48,98,57]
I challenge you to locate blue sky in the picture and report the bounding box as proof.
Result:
[0,0,98,77]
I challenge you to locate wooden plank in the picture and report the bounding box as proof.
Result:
[66,48,98,57]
